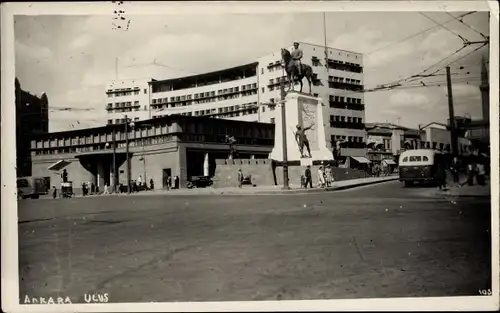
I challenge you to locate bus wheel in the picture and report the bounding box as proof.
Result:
[31,194,39,199]
[404,181,413,187]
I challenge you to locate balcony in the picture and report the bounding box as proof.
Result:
[329,101,365,111]
[329,121,365,130]
[328,81,364,92]
[326,59,363,73]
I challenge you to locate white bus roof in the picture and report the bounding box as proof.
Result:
[400,149,442,157]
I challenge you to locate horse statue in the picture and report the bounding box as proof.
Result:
[281,48,314,94]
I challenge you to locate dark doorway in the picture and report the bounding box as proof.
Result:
[162,168,172,188]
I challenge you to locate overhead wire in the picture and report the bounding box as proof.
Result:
[365,11,476,56]
[445,11,489,40]
[418,12,469,43]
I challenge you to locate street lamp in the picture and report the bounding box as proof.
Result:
[105,128,117,193]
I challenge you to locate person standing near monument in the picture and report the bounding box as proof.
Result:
[304,165,312,189]
[291,42,303,76]
[295,125,313,158]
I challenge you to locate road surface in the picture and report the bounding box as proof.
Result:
[17,181,492,303]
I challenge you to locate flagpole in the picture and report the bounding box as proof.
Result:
[323,12,329,75]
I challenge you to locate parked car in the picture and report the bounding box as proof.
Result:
[17,176,49,199]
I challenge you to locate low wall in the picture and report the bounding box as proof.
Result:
[212,159,275,188]
[274,164,371,186]
[212,158,371,188]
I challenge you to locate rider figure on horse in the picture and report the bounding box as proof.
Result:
[291,42,303,76]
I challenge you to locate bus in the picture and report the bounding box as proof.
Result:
[17,177,49,199]
[398,149,446,187]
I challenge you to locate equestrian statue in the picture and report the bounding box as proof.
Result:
[281,42,314,94]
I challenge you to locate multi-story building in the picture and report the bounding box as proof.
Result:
[105,77,152,125]
[126,42,366,158]
[15,78,49,177]
[419,122,472,155]
[365,122,422,165]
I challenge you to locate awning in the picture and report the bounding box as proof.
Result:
[351,156,371,164]
[382,159,397,165]
[47,160,71,171]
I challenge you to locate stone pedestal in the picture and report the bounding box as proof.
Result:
[270,92,334,163]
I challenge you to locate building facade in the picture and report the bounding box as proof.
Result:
[16,78,49,177]
[105,77,152,125]
[365,123,423,164]
[106,42,366,157]
[419,122,472,154]
[31,115,274,191]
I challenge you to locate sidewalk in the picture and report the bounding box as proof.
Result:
[436,182,491,198]
[435,171,491,198]
[42,176,398,199]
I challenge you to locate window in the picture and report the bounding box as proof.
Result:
[261,87,265,93]
[107,119,113,125]
[270,118,275,124]
[423,156,429,161]
[409,156,422,162]
[402,157,408,162]
[134,117,139,121]
[144,89,147,94]
[261,68,264,74]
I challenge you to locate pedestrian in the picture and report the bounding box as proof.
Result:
[436,163,447,190]
[52,186,57,199]
[174,176,179,189]
[450,157,460,186]
[150,178,154,190]
[103,183,109,195]
[304,165,313,189]
[137,175,142,187]
[466,160,476,186]
[325,165,333,187]
[166,176,171,190]
[237,169,243,188]
[477,162,486,186]
[318,166,326,188]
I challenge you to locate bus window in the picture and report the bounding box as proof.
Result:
[423,156,429,161]
[402,157,408,162]
[409,156,421,162]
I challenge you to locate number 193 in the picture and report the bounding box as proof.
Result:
[478,289,492,296]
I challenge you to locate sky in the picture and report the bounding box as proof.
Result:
[14,10,490,132]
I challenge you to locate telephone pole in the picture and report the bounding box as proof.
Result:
[280,71,290,190]
[446,66,458,157]
[112,128,117,193]
[124,114,131,194]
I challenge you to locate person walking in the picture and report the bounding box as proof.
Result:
[477,162,486,186]
[325,165,333,187]
[304,165,313,189]
[436,163,447,190]
[318,166,326,188]
[237,169,244,188]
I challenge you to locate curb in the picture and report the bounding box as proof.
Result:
[34,177,399,199]
[221,177,399,195]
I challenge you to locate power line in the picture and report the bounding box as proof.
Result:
[365,12,475,56]
[445,11,488,40]
[418,12,469,43]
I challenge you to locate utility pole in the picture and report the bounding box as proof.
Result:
[446,66,458,157]
[124,114,131,194]
[280,70,290,190]
[112,128,117,193]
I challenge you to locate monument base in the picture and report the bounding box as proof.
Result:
[270,92,334,163]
